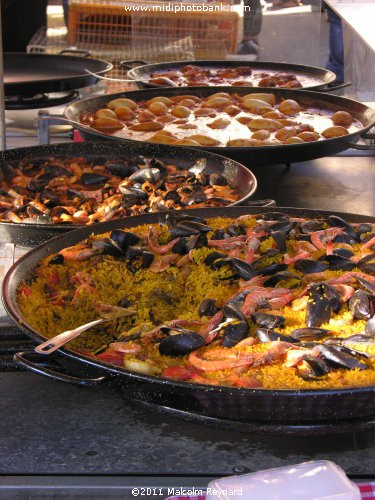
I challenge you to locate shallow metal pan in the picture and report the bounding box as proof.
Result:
[124,59,338,91]
[0,141,257,246]
[5,205,375,424]
[63,86,375,167]
[3,52,113,96]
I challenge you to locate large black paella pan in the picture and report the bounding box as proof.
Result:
[4,206,375,424]
[64,87,375,166]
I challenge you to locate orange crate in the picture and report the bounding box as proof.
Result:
[67,1,241,60]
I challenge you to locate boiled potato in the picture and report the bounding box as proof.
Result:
[331,111,353,127]
[278,99,301,115]
[208,118,230,129]
[187,134,221,146]
[247,118,283,131]
[107,98,138,110]
[113,106,135,120]
[129,121,164,131]
[171,106,191,118]
[94,109,117,119]
[148,101,169,115]
[92,116,124,131]
[242,93,275,106]
[322,125,349,138]
[242,98,272,114]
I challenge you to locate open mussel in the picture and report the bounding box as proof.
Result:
[128,167,162,184]
[295,259,329,274]
[263,271,301,289]
[306,283,333,327]
[252,312,285,329]
[256,328,297,343]
[328,215,358,243]
[349,290,374,320]
[110,230,140,251]
[105,160,136,177]
[315,344,369,370]
[81,172,109,186]
[290,327,330,341]
[198,298,218,317]
[296,356,330,380]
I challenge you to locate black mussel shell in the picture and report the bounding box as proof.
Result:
[164,190,180,203]
[252,312,285,329]
[81,172,109,186]
[295,259,329,274]
[222,321,249,347]
[204,251,226,266]
[171,239,188,255]
[209,172,227,186]
[325,254,356,271]
[110,230,140,251]
[211,228,228,240]
[316,344,368,370]
[105,160,133,177]
[223,304,247,322]
[255,263,288,277]
[49,254,64,265]
[333,234,354,245]
[296,356,330,380]
[199,298,218,317]
[258,212,290,222]
[365,316,375,336]
[328,215,358,242]
[92,237,124,257]
[357,224,373,238]
[256,328,298,343]
[290,327,330,341]
[226,224,246,237]
[44,163,72,177]
[306,290,331,328]
[158,331,205,356]
[170,221,213,238]
[359,261,375,274]
[129,167,161,184]
[269,221,295,234]
[263,271,301,289]
[333,248,354,259]
[356,276,375,295]
[300,220,325,234]
[349,290,374,320]
[186,233,208,252]
[230,258,256,281]
[271,230,287,252]
[149,158,166,172]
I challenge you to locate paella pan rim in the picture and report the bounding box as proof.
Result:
[4,205,375,399]
[126,59,337,89]
[63,86,375,154]
[0,141,257,243]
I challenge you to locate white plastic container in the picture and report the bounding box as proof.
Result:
[205,460,361,500]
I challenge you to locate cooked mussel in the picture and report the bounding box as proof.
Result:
[159,330,205,356]
[110,229,140,251]
[256,328,297,343]
[290,327,330,341]
[349,289,374,320]
[222,320,249,347]
[199,298,218,317]
[295,259,329,274]
[81,172,109,186]
[296,355,330,380]
[328,215,358,243]
[252,312,285,329]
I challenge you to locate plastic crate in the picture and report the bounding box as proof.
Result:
[67,0,241,61]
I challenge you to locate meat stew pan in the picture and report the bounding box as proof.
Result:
[0,141,257,246]
[64,87,375,167]
[5,205,375,424]
[125,59,337,90]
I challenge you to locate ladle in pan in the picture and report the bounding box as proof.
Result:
[35,304,136,355]
[84,69,178,87]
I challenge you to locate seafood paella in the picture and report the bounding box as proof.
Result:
[17,210,375,391]
[0,154,242,225]
[81,91,362,148]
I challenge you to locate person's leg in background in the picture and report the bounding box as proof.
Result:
[1,0,47,52]
[325,5,344,83]
[237,0,263,56]
[62,0,69,28]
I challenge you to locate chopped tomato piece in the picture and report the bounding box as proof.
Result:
[96,350,124,367]
[162,366,195,380]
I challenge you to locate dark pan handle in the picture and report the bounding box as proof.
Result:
[245,199,276,207]
[348,132,375,151]
[14,351,107,386]
[120,60,148,70]
[320,82,352,92]
[59,49,91,57]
